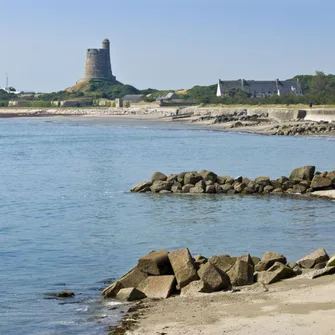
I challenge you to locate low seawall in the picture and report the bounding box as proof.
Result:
[305,109,335,122]
[179,106,335,122]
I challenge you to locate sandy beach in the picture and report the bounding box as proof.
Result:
[128,275,335,335]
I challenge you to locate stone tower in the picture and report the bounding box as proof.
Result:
[84,39,116,81]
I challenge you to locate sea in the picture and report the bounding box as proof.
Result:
[1,116,334,334]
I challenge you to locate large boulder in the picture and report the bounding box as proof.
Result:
[150,180,171,193]
[263,185,274,193]
[171,184,182,193]
[214,183,223,193]
[138,250,172,275]
[115,287,146,302]
[301,266,335,279]
[119,266,148,288]
[327,171,335,182]
[278,176,289,185]
[297,248,329,269]
[289,166,315,181]
[137,275,175,299]
[194,255,208,269]
[180,280,207,296]
[167,174,178,182]
[310,175,332,190]
[130,181,152,192]
[257,262,293,284]
[225,177,235,185]
[314,262,327,269]
[102,280,124,298]
[227,259,253,286]
[293,184,307,194]
[282,181,294,191]
[221,184,233,193]
[217,176,228,185]
[199,170,217,183]
[254,176,270,185]
[234,182,246,193]
[209,254,235,273]
[168,248,199,289]
[251,256,261,266]
[184,172,203,185]
[206,185,216,194]
[238,253,254,266]
[182,184,194,193]
[242,187,255,194]
[255,251,287,271]
[177,172,187,184]
[234,176,243,183]
[190,180,206,193]
[270,180,282,189]
[197,262,230,292]
[151,172,167,182]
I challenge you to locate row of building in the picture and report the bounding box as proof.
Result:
[7,92,183,107]
[216,78,302,97]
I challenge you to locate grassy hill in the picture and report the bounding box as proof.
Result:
[40,80,160,102]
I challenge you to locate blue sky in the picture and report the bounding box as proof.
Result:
[1,0,335,92]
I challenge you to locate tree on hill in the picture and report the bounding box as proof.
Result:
[0,89,15,100]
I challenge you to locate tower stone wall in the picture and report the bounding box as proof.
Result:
[84,39,115,81]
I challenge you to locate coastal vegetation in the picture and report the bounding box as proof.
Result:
[0,89,15,106]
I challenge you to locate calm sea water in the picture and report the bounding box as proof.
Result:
[1,117,334,334]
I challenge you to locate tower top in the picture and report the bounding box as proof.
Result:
[102,39,110,50]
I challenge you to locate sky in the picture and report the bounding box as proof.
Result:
[1,0,335,92]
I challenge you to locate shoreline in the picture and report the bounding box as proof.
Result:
[1,106,335,138]
[104,245,335,335]
[128,275,335,335]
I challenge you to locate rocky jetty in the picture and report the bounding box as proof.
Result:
[270,121,335,136]
[130,166,335,197]
[102,247,335,302]
[194,110,268,124]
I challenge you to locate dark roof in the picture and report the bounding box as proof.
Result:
[156,92,178,100]
[218,80,242,90]
[219,79,300,94]
[245,81,277,93]
[276,80,300,94]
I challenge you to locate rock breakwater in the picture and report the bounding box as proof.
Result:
[102,248,335,302]
[270,121,335,136]
[130,166,335,197]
